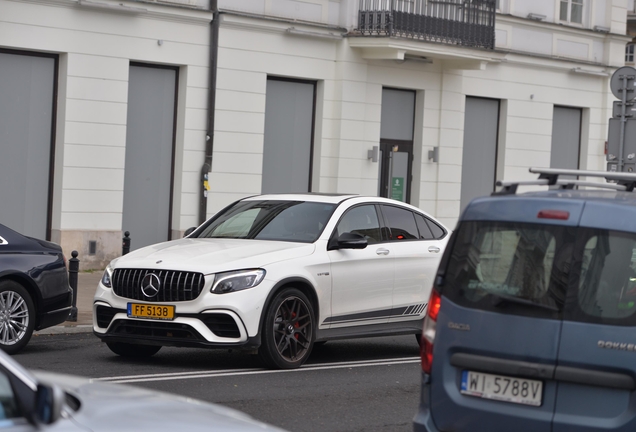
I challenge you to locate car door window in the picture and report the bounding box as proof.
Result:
[335,205,381,244]
[414,213,434,240]
[0,372,19,420]
[381,205,419,241]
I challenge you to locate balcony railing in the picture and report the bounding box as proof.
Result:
[358,0,496,50]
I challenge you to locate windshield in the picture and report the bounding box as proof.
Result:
[195,200,337,243]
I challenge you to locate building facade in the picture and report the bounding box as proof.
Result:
[0,0,629,269]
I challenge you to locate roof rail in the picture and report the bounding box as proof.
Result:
[494,167,636,195]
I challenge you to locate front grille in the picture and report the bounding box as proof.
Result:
[95,306,121,328]
[109,320,204,340]
[201,314,241,338]
[112,268,205,302]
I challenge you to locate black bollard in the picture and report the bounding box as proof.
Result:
[122,231,130,255]
[67,250,79,322]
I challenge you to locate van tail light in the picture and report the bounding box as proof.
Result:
[421,290,441,374]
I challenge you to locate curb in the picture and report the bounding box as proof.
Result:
[34,325,94,335]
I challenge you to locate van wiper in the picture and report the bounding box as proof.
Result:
[490,292,560,312]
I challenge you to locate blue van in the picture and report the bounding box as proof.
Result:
[414,168,636,432]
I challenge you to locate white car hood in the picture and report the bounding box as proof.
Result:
[114,238,316,274]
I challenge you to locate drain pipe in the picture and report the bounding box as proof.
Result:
[200,0,219,225]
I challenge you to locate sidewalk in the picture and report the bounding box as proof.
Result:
[35,272,101,335]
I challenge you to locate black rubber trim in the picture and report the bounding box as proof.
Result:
[554,366,635,390]
[450,353,555,380]
[95,330,261,350]
[451,353,636,390]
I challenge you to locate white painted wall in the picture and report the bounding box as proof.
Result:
[0,0,630,267]
[0,0,211,267]
[218,0,343,26]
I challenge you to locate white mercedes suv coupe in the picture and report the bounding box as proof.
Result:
[94,194,449,369]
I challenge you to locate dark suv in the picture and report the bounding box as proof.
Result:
[414,168,636,432]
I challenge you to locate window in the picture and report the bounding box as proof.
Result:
[427,218,446,239]
[576,230,636,321]
[415,214,434,240]
[560,0,583,24]
[627,44,635,64]
[381,206,419,241]
[441,221,575,318]
[335,205,382,245]
[414,213,447,240]
[0,373,19,419]
[197,201,336,243]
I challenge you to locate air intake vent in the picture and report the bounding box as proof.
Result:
[112,269,205,302]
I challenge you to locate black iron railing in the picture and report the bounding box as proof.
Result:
[358,0,496,50]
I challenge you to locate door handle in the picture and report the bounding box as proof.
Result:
[450,353,555,380]
[428,246,441,253]
[376,248,390,256]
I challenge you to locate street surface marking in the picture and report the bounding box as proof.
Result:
[93,356,421,384]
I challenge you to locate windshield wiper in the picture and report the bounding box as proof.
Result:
[490,292,560,312]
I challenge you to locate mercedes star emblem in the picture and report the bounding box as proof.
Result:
[141,273,161,298]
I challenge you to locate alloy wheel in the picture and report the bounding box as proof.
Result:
[0,290,29,346]
[272,295,313,363]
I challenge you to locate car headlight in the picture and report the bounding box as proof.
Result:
[101,264,113,288]
[211,269,266,294]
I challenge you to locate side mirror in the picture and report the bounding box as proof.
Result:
[337,232,368,250]
[184,227,196,238]
[34,384,64,425]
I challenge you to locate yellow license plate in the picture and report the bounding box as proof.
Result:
[127,303,175,320]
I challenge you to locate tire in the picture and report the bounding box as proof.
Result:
[0,281,35,355]
[259,288,315,369]
[106,342,161,358]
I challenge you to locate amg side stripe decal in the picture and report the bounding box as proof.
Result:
[323,303,428,325]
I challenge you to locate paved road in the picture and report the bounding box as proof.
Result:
[16,332,422,432]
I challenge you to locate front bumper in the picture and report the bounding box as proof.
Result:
[93,277,272,350]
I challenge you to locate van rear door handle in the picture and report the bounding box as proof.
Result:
[554,366,635,390]
[376,248,390,255]
[428,246,440,253]
[450,353,555,380]
[450,353,635,390]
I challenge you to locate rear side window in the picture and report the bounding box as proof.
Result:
[426,219,446,239]
[381,205,419,241]
[415,214,434,240]
[567,229,636,325]
[442,221,575,318]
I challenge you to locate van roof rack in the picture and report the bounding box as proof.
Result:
[494,168,636,195]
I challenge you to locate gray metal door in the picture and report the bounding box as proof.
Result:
[551,106,581,170]
[122,64,177,251]
[0,51,56,239]
[262,78,315,194]
[460,97,500,211]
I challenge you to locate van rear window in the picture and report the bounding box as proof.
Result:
[443,221,576,317]
[570,228,636,324]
